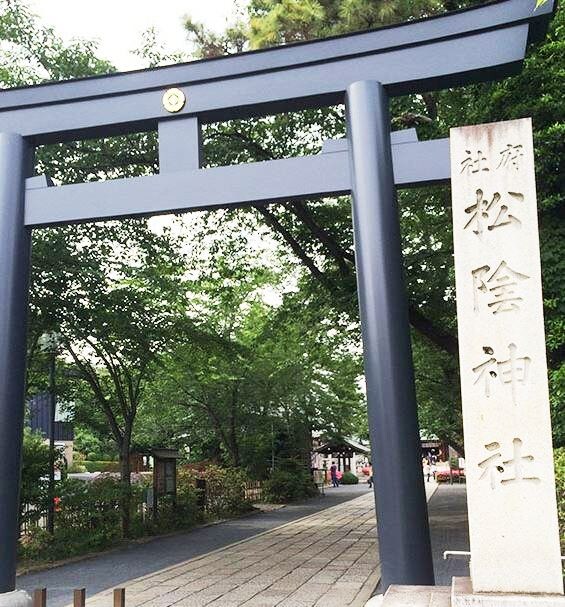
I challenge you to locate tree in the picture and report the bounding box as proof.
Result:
[0,0,192,535]
[32,221,187,535]
[181,0,564,452]
[2,0,560,502]
[248,0,484,48]
[137,227,365,475]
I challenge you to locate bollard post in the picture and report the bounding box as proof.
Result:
[32,590,46,607]
[113,589,125,607]
[73,589,85,607]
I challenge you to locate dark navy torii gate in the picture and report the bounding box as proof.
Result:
[0,0,555,594]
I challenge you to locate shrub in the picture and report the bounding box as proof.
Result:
[19,463,254,565]
[18,527,53,561]
[54,477,124,550]
[435,469,466,483]
[340,472,359,485]
[83,460,120,473]
[179,465,252,518]
[19,476,132,562]
[263,469,318,503]
[68,462,87,473]
[20,428,65,528]
[20,429,50,526]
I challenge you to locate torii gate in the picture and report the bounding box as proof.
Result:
[0,0,555,594]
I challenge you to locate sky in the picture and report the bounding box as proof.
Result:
[29,0,245,71]
[26,0,290,305]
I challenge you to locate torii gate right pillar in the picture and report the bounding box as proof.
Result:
[346,80,434,590]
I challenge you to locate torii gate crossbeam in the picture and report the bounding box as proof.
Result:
[0,0,555,595]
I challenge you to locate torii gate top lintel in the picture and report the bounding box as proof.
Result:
[0,0,555,145]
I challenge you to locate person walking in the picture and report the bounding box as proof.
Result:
[330,462,339,487]
[367,462,373,489]
[423,458,431,482]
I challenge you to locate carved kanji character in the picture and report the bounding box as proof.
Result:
[472,261,530,314]
[464,190,523,238]
[478,438,540,489]
[460,150,490,175]
[497,143,524,170]
[497,343,531,405]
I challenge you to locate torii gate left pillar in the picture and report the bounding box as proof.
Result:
[0,134,33,591]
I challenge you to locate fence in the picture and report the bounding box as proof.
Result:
[21,503,47,535]
[244,480,263,503]
[21,479,264,537]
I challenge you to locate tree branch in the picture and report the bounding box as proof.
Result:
[254,205,334,290]
[408,306,458,356]
[64,341,124,442]
[286,200,355,274]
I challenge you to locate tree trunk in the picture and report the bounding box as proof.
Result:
[228,385,241,468]
[229,437,240,468]
[119,429,132,538]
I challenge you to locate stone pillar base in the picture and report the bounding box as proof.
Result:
[0,591,32,607]
[365,585,451,606]
[451,577,565,606]
[365,580,565,607]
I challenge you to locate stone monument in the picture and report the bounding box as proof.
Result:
[449,118,563,604]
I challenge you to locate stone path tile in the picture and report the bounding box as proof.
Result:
[74,492,382,607]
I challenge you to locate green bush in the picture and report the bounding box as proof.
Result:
[136,471,207,536]
[179,465,252,517]
[554,448,565,553]
[263,469,318,503]
[20,429,50,526]
[73,428,117,462]
[20,428,64,528]
[19,476,130,562]
[68,462,87,473]
[83,460,120,473]
[19,463,254,565]
[19,526,54,561]
[340,472,359,485]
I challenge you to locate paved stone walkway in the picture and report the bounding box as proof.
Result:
[18,485,370,603]
[18,482,443,607]
[78,493,379,607]
[429,484,470,585]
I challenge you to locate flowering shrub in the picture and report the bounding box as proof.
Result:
[20,428,62,529]
[19,464,253,565]
[19,476,132,561]
[435,469,465,483]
